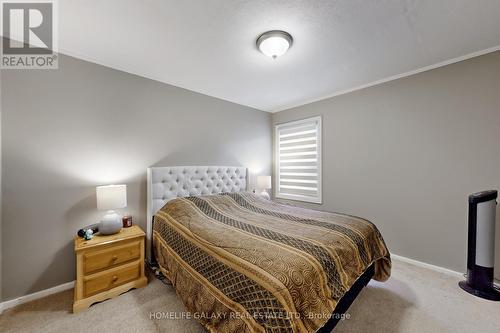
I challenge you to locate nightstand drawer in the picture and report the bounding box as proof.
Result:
[84,261,141,298]
[84,240,141,274]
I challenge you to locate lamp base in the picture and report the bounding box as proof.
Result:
[99,210,122,235]
[259,190,270,200]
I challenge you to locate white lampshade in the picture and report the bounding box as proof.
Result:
[257,176,272,190]
[96,185,127,211]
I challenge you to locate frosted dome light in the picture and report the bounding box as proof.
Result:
[256,30,293,59]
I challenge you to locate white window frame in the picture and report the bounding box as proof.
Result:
[274,116,322,204]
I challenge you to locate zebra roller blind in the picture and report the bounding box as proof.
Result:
[275,116,322,203]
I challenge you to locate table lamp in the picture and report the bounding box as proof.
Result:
[257,176,271,200]
[96,184,127,235]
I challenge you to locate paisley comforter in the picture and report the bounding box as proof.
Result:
[153,192,390,333]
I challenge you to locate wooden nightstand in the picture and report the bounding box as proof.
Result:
[73,225,148,313]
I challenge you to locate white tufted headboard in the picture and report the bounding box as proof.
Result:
[146,166,247,263]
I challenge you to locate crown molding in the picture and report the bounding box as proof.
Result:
[270,45,500,113]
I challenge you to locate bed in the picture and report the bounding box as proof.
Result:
[147,166,391,333]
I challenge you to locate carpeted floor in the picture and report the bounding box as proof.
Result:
[1,258,499,333]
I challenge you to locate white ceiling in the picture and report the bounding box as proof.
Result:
[58,0,500,112]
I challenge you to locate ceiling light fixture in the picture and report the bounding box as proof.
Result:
[256,30,293,59]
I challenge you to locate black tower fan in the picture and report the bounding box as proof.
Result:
[459,190,500,301]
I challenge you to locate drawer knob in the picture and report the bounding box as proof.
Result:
[111,255,118,261]
[112,275,118,282]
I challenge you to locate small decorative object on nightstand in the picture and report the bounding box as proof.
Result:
[84,229,94,240]
[257,175,271,200]
[122,215,133,228]
[96,184,127,235]
[73,225,148,313]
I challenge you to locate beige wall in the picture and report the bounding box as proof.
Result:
[1,54,272,300]
[273,51,500,279]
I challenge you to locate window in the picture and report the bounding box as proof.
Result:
[275,116,322,203]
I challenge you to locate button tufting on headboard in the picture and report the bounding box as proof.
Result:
[152,166,246,208]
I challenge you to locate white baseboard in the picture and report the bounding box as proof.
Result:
[391,253,500,288]
[0,280,75,314]
[391,253,464,278]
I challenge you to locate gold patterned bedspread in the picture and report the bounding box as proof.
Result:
[152,192,391,333]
